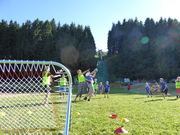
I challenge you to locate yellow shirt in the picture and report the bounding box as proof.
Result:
[176,81,180,88]
[60,78,67,86]
[78,74,85,83]
[42,72,51,85]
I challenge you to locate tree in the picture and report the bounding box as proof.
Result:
[0,20,8,59]
[16,20,32,60]
[107,17,180,81]
[5,20,20,59]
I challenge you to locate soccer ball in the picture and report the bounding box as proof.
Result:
[94,68,98,72]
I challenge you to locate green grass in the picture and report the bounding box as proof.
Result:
[0,92,63,134]
[70,83,180,135]
[1,83,180,134]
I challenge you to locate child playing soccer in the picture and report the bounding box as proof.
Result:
[99,82,103,94]
[104,81,110,98]
[175,76,180,99]
[42,66,61,105]
[59,74,67,99]
[144,82,152,98]
[127,83,131,90]
[159,78,170,99]
[84,68,98,101]
[93,78,98,96]
[154,82,160,95]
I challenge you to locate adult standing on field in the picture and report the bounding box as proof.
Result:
[159,78,170,99]
[175,76,180,99]
[74,69,89,101]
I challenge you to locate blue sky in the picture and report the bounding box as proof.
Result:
[1,0,180,51]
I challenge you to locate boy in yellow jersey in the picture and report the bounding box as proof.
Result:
[74,69,89,101]
[175,76,180,99]
[42,66,61,105]
[59,74,67,98]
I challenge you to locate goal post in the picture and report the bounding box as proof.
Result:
[0,60,72,135]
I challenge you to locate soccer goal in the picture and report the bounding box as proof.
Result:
[0,60,72,135]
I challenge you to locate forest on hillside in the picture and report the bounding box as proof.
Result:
[1,17,180,81]
[107,17,180,81]
[0,19,97,75]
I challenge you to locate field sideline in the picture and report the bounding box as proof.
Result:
[70,83,180,135]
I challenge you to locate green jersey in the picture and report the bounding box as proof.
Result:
[78,74,85,83]
[93,82,98,89]
[176,81,180,88]
[42,72,51,85]
[60,78,67,86]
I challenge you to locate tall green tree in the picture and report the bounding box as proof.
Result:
[107,17,180,81]
[5,21,20,59]
[16,20,32,60]
[0,20,8,59]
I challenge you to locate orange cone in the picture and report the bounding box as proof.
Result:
[114,127,128,134]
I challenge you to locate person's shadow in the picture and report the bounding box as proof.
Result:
[144,99,163,102]
[167,98,178,101]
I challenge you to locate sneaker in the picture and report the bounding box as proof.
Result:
[84,97,87,100]
[88,99,90,101]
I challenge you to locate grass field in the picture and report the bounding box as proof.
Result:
[69,83,180,135]
[1,83,180,135]
[0,92,64,134]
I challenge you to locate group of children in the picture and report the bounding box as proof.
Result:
[42,66,180,104]
[92,80,110,98]
[42,66,68,104]
[84,72,110,101]
[145,77,180,99]
[144,82,161,98]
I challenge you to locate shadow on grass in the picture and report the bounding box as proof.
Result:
[144,99,164,102]
[167,98,179,101]
[134,97,147,99]
[52,101,67,104]
[72,97,103,103]
[144,98,179,102]
[72,100,86,103]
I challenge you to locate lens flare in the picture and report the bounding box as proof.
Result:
[141,37,149,44]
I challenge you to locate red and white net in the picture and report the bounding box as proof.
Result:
[0,62,70,134]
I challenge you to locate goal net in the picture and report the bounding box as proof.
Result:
[0,60,72,134]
